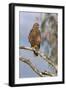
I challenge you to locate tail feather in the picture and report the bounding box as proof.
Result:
[34,51,38,56]
[33,44,40,56]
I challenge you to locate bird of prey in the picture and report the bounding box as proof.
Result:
[28,23,41,56]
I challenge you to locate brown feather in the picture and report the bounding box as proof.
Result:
[28,23,41,56]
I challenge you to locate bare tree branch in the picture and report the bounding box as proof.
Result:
[19,56,55,77]
[19,46,57,72]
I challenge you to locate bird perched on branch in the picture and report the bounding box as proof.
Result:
[28,22,41,56]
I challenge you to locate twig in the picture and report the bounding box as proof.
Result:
[19,46,57,72]
[19,56,54,77]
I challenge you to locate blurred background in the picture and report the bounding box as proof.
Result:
[19,11,58,78]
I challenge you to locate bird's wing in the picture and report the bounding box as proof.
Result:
[28,29,33,42]
[37,30,41,42]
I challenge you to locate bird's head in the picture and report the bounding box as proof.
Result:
[33,23,39,30]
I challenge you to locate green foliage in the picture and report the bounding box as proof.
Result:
[41,18,46,32]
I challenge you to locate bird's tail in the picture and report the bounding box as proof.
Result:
[34,51,38,56]
[33,44,40,56]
